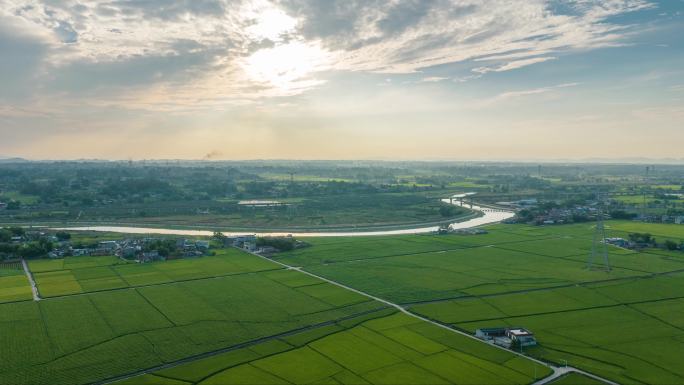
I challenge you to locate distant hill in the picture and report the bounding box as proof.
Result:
[0,157,28,163]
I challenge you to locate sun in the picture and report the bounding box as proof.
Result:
[240,2,329,92]
[244,41,328,90]
[245,8,297,42]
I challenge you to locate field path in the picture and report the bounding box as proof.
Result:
[246,249,621,385]
[95,306,389,385]
[21,258,41,301]
[534,366,620,385]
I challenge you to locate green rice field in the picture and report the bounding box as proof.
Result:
[274,221,684,384]
[114,312,550,385]
[0,261,31,303]
[0,249,390,385]
[28,249,278,297]
[5,220,684,384]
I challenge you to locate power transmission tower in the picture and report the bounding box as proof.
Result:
[587,192,611,272]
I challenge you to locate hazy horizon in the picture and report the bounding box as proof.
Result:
[1,0,683,160]
[5,156,684,166]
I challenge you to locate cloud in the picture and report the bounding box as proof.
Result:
[473,57,557,74]
[0,0,656,111]
[0,12,53,101]
[477,82,581,106]
[421,76,449,82]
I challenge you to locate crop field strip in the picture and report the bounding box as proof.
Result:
[399,265,684,308]
[274,222,684,384]
[0,250,392,385]
[0,244,557,385]
[27,249,282,299]
[410,274,684,325]
[97,306,399,384]
[111,311,551,385]
[279,242,652,304]
[0,261,32,303]
[4,222,682,384]
[275,229,566,266]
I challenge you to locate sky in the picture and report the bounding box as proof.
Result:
[0,0,683,161]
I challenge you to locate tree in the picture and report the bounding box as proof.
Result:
[665,240,679,251]
[213,231,227,245]
[439,205,460,217]
[256,237,297,251]
[9,227,25,236]
[18,241,52,259]
[609,210,637,220]
[628,233,652,244]
[0,228,12,242]
[55,231,71,241]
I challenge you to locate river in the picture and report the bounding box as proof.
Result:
[52,198,515,237]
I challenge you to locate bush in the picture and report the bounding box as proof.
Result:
[55,231,71,241]
[610,210,637,220]
[257,237,296,251]
[664,240,680,251]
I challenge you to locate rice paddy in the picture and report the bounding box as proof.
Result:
[275,221,684,384]
[115,312,550,385]
[5,220,684,384]
[0,261,31,303]
[28,249,278,297]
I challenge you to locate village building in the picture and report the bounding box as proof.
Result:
[506,328,537,347]
[476,327,537,348]
[98,241,119,251]
[243,241,257,252]
[195,240,210,250]
[605,237,629,248]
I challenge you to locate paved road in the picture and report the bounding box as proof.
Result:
[247,249,620,385]
[21,258,41,301]
[534,366,619,385]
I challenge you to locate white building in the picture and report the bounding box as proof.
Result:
[506,328,537,347]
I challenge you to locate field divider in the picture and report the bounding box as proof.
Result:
[399,266,684,307]
[624,303,684,333]
[134,288,178,327]
[492,243,663,276]
[242,248,621,385]
[93,306,392,385]
[286,235,563,267]
[594,344,684,380]
[418,292,684,333]
[36,266,285,301]
[21,258,42,301]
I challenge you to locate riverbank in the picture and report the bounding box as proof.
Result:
[44,200,514,237]
[1,210,481,234]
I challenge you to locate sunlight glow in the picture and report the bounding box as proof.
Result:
[244,5,297,41]
[243,41,329,91]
